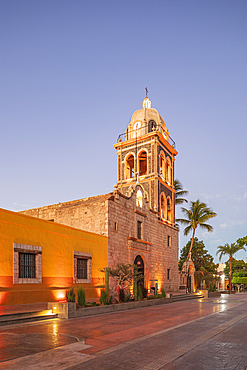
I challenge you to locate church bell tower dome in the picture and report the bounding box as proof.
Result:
[114,96,178,226]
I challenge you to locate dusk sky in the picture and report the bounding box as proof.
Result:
[1,1,247,263]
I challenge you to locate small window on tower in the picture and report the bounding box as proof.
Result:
[167,269,171,280]
[137,221,142,240]
[168,235,171,247]
[114,222,117,231]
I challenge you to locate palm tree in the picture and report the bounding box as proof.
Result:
[174,179,188,205]
[177,199,217,262]
[216,243,246,293]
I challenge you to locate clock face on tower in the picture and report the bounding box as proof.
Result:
[133,121,141,130]
[133,121,141,138]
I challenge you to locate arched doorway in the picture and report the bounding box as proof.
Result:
[134,255,144,286]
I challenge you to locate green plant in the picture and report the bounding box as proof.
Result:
[124,292,131,302]
[174,179,188,205]
[209,283,216,292]
[105,267,109,296]
[100,289,108,305]
[137,284,142,301]
[161,288,166,298]
[66,287,75,302]
[77,286,86,307]
[92,301,100,306]
[141,286,148,299]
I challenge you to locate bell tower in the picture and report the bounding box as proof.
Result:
[114,96,178,225]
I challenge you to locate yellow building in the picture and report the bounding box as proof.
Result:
[0,208,108,305]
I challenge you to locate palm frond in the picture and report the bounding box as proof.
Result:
[174,179,188,205]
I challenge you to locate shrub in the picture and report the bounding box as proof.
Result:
[141,286,148,299]
[209,283,216,292]
[100,289,108,305]
[161,288,166,298]
[124,292,131,302]
[92,301,100,306]
[67,287,75,302]
[77,286,86,307]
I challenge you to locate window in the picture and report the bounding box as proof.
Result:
[19,253,36,278]
[74,251,92,283]
[167,198,172,221]
[165,160,168,181]
[148,120,156,133]
[160,154,164,177]
[138,151,147,176]
[77,258,87,279]
[168,235,171,247]
[13,243,42,284]
[167,269,170,280]
[126,154,135,179]
[137,221,142,240]
[136,189,143,208]
[161,194,166,219]
[114,222,117,230]
[166,158,172,184]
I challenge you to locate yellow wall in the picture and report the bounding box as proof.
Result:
[0,208,108,305]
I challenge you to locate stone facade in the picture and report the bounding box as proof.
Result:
[21,97,180,292]
[21,186,179,292]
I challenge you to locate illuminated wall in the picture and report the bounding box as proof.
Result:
[0,208,108,305]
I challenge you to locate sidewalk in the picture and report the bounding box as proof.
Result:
[0,303,48,316]
[0,293,246,369]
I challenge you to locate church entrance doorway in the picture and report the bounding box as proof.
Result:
[134,255,144,286]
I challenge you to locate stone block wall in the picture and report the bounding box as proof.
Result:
[21,194,110,237]
[108,189,179,292]
[21,188,179,292]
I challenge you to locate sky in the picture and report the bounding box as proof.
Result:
[1,0,247,263]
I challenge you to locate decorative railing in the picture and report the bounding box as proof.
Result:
[117,123,175,148]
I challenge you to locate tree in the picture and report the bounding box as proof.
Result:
[107,263,142,302]
[177,199,217,261]
[174,179,188,205]
[237,236,247,248]
[224,259,247,277]
[216,243,246,293]
[179,238,218,289]
[232,271,247,293]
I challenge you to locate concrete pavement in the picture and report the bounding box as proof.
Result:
[0,293,247,369]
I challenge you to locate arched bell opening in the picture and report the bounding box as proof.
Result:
[126,154,135,179]
[138,150,147,176]
[148,120,157,133]
[167,197,172,221]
